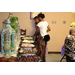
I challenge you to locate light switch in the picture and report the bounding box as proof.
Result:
[63,21,66,24]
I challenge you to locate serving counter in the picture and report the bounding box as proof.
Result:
[0,35,45,62]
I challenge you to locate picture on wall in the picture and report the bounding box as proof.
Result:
[30,12,42,19]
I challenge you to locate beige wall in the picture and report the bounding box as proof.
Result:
[0,12,36,35]
[0,12,72,52]
[71,12,75,22]
[43,12,72,52]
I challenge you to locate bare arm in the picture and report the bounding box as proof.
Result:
[34,23,37,28]
[36,26,40,33]
[47,25,51,32]
[32,26,40,37]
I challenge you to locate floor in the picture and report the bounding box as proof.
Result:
[46,54,66,62]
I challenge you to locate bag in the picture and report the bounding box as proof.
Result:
[43,35,50,41]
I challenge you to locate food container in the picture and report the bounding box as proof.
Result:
[18,47,37,54]
[20,35,25,37]
[17,54,42,62]
[20,42,35,48]
[21,37,33,40]
[21,39,35,44]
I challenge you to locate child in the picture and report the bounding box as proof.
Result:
[37,13,51,62]
[33,16,40,44]
[34,16,39,30]
[33,15,50,58]
[33,16,39,37]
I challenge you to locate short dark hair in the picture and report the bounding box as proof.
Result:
[34,16,38,19]
[38,13,45,19]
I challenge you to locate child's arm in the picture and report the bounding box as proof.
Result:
[32,26,40,38]
[34,22,37,28]
[36,26,40,33]
[47,25,51,32]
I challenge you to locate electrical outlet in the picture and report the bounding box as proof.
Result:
[52,21,54,24]
[55,21,56,24]
[63,21,66,24]
[52,21,56,24]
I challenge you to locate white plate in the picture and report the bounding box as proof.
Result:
[20,35,25,37]
[22,37,33,40]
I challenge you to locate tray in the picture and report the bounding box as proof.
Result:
[21,37,33,40]
[21,39,35,44]
[17,54,42,62]
[20,42,35,48]
[18,48,37,54]
[20,35,25,37]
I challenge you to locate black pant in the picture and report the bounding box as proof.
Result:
[42,41,47,62]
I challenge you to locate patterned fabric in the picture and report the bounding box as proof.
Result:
[45,42,48,56]
[36,26,49,56]
[64,35,75,58]
[45,32,48,56]
[36,26,38,30]
[41,41,45,46]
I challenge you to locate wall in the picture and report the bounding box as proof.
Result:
[0,12,36,36]
[71,12,75,22]
[43,12,72,52]
[0,12,72,52]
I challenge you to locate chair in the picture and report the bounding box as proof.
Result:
[60,45,66,62]
[60,45,75,62]
[60,54,66,62]
[20,29,26,35]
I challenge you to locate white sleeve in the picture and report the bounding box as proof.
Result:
[37,23,40,27]
[46,22,48,26]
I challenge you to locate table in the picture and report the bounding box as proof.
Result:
[0,52,18,62]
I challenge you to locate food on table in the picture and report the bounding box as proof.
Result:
[20,49,36,53]
[25,35,30,37]
[30,41,34,43]
[22,40,29,42]
[22,37,33,40]
[18,55,39,62]
[21,43,35,47]
[22,40,34,43]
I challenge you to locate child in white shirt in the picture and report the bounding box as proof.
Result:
[37,13,51,62]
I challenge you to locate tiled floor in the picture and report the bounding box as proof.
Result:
[46,54,66,62]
